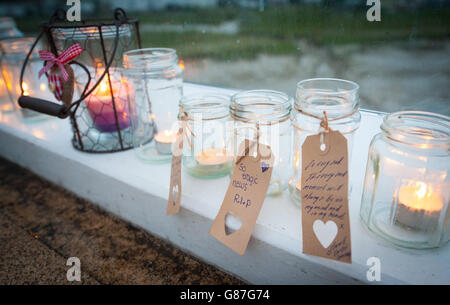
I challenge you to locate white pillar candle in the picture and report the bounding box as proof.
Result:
[195,148,232,166]
[154,129,176,155]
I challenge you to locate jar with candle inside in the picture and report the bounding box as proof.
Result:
[289,78,361,207]
[46,14,140,152]
[0,17,23,112]
[0,37,54,118]
[123,48,183,163]
[360,111,449,249]
[231,90,292,196]
[180,93,233,178]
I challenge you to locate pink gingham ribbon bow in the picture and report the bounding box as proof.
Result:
[38,43,83,80]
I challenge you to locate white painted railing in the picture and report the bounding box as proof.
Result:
[0,83,448,284]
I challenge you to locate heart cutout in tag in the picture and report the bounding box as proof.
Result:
[313,219,338,249]
[224,212,242,236]
[261,161,270,173]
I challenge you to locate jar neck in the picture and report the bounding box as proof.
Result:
[230,90,292,124]
[123,48,178,73]
[381,111,450,150]
[180,94,230,121]
[295,78,359,119]
[0,17,18,31]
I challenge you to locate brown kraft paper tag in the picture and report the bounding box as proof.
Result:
[300,130,351,263]
[167,128,184,216]
[209,139,274,256]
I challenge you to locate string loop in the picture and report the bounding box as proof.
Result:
[292,104,359,134]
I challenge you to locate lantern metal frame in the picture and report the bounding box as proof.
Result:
[18,8,142,153]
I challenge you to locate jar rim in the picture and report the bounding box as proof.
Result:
[296,78,359,93]
[180,93,230,120]
[295,78,359,118]
[124,48,176,59]
[381,111,450,149]
[123,48,178,71]
[230,89,292,123]
[0,17,16,30]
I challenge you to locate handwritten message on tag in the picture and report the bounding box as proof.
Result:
[300,130,351,263]
[210,140,273,255]
[167,128,184,216]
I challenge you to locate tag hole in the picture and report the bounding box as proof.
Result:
[172,185,179,205]
[320,143,326,151]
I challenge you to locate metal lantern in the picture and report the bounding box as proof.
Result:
[18,8,142,153]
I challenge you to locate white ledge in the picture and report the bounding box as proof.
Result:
[0,83,448,284]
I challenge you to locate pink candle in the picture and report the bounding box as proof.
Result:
[85,75,131,133]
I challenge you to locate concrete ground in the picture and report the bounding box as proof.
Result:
[0,157,244,285]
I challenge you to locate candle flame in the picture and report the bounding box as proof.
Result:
[164,129,174,136]
[154,129,177,144]
[294,149,300,170]
[398,181,444,212]
[22,82,30,96]
[415,182,427,199]
[178,59,185,71]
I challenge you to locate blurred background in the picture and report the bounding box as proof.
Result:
[1,0,449,114]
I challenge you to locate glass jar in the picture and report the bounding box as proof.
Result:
[289,78,361,207]
[180,93,232,178]
[48,22,140,152]
[0,37,53,119]
[123,48,183,163]
[360,111,449,249]
[231,90,292,196]
[0,17,23,112]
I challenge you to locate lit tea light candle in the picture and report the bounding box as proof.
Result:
[85,72,130,133]
[21,82,30,96]
[394,182,444,231]
[154,129,176,155]
[195,148,232,166]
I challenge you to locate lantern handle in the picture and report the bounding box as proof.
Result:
[17,29,73,118]
[16,30,71,117]
[49,8,67,23]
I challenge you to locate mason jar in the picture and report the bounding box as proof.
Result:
[123,48,183,163]
[0,37,53,119]
[360,111,449,249]
[180,93,233,178]
[0,17,23,112]
[231,90,292,196]
[289,78,361,207]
